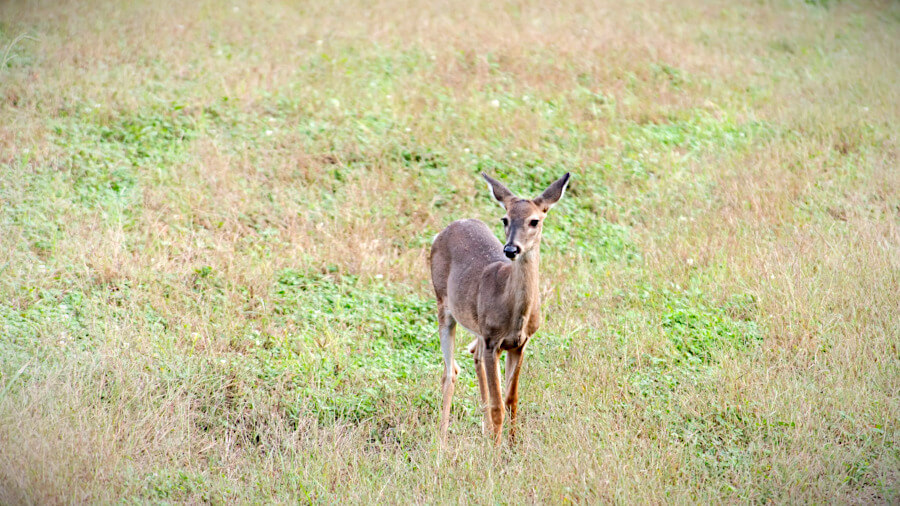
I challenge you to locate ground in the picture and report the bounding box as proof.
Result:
[0,0,898,503]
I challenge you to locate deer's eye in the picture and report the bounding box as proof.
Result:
[501,217,509,227]
[530,219,540,227]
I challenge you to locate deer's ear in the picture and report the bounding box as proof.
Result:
[482,173,516,208]
[534,172,571,212]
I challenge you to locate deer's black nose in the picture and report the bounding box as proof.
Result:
[503,244,520,259]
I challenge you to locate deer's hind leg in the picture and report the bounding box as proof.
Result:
[438,302,459,447]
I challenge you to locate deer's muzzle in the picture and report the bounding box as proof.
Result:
[503,244,520,259]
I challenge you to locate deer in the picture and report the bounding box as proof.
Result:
[429,171,571,446]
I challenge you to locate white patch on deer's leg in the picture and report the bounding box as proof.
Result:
[440,327,457,382]
[438,320,457,445]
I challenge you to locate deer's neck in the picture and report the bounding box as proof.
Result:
[505,248,541,319]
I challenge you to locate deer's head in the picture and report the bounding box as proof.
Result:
[482,172,571,261]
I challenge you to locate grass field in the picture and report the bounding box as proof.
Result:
[1,0,898,503]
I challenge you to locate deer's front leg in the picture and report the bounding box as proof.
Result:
[482,345,504,445]
[469,339,490,435]
[504,346,525,443]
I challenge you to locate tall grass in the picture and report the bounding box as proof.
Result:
[1,0,897,502]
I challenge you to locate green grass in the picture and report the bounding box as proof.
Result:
[1,0,898,503]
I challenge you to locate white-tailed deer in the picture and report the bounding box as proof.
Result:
[430,172,570,445]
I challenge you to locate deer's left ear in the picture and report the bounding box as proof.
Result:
[534,172,571,212]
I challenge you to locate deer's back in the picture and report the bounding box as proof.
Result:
[430,219,508,329]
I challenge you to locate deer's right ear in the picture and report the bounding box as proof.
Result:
[482,173,516,208]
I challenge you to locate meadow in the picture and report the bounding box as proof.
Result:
[1,0,898,502]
